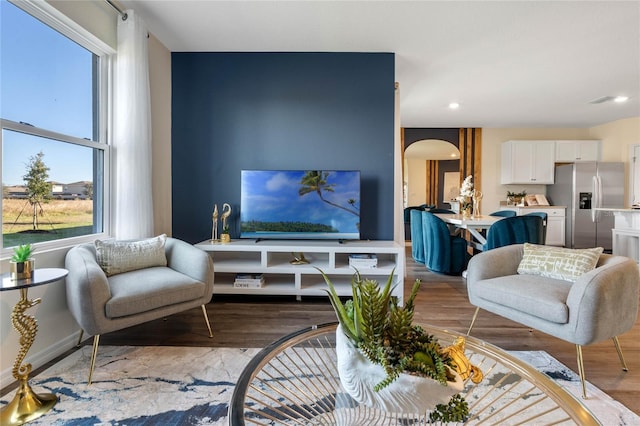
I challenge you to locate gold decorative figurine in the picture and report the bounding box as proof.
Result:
[290,252,309,265]
[220,203,232,243]
[211,204,219,242]
[472,189,483,218]
[442,336,483,384]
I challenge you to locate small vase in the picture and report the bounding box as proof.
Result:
[10,259,35,280]
[335,325,463,414]
[461,206,471,219]
[220,234,231,243]
[473,198,481,217]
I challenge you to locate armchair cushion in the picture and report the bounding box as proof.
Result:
[474,273,573,323]
[95,234,167,276]
[517,243,603,282]
[106,267,206,318]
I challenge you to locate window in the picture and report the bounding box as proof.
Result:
[1,0,111,249]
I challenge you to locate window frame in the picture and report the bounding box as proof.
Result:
[1,0,115,257]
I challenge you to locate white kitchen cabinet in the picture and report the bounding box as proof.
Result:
[555,140,601,162]
[501,140,555,184]
[498,206,566,246]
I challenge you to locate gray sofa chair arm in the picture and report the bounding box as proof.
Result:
[65,244,111,336]
[466,244,524,283]
[567,254,639,345]
[165,237,214,295]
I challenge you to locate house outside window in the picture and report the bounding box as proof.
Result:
[1,0,112,250]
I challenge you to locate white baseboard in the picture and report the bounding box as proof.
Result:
[1,331,82,388]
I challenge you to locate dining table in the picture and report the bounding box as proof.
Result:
[434,213,505,252]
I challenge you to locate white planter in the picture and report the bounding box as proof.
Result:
[336,324,464,414]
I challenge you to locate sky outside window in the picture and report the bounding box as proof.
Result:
[1,0,95,185]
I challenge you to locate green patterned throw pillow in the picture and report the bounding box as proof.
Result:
[95,234,167,276]
[517,243,603,282]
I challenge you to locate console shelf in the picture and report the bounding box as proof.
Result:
[195,240,405,302]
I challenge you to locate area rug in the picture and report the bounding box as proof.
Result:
[0,345,637,425]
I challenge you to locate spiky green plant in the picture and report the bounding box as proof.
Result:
[321,268,469,421]
[11,244,33,262]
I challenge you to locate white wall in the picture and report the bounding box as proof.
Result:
[589,117,640,202]
[149,34,173,236]
[406,158,427,206]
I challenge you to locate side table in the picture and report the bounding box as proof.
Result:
[0,268,68,425]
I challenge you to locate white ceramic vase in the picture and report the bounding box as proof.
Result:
[335,324,464,415]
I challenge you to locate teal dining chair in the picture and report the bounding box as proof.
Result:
[484,215,544,251]
[489,210,517,218]
[524,212,548,244]
[410,209,426,264]
[421,211,468,275]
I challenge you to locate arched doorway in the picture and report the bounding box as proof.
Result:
[401,128,482,241]
[404,139,460,208]
[402,128,482,209]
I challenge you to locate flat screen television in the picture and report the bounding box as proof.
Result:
[240,170,361,240]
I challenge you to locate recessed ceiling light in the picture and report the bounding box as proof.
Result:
[589,95,629,104]
[449,102,460,109]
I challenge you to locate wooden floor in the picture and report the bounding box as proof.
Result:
[8,248,640,416]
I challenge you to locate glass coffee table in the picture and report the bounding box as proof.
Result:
[230,322,600,425]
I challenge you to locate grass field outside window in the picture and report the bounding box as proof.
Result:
[3,199,94,247]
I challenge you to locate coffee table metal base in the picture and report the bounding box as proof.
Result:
[230,322,600,425]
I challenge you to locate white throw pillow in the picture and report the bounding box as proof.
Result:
[517,243,603,282]
[95,234,167,276]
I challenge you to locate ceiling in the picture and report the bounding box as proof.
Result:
[120,0,640,129]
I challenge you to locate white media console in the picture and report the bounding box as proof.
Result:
[195,239,405,302]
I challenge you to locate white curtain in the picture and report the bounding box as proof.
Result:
[113,10,153,239]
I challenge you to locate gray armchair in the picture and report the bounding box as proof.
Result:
[65,237,214,384]
[466,244,639,398]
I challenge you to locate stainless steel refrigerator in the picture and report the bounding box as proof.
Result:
[546,162,624,251]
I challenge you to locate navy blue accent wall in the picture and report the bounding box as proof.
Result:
[171,52,395,243]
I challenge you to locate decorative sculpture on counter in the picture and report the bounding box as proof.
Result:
[220,203,232,243]
[211,204,219,242]
[290,252,309,265]
[472,189,483,218]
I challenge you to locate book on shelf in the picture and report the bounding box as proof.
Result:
[349,253,378,268]
[234,273,265,288]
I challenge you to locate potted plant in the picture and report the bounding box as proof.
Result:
[10,244,35,280]
[321,269,477,422]
[507,190,527,206]
[220,225,230,243]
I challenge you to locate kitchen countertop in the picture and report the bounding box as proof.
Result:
[500,205,566,209]
[594,207,640,212]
